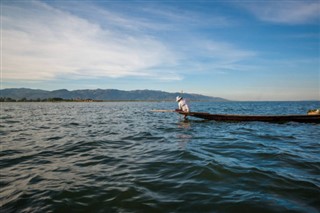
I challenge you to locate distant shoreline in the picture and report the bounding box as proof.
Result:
[1,98,318,103]
[0,98,227,102]
[0,88,228,102]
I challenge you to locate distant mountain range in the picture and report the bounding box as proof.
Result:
[0,88,228,101]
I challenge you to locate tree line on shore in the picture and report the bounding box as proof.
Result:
[0,97,101,102]
[0,97,165,102]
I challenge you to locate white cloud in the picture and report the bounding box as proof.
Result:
[2,1,178,81]
[242,0,320,24]
[2,1,256,84]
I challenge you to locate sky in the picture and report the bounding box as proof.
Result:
[1,0,319,101]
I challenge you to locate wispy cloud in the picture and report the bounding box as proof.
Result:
[2,1,255,83]
[241,0,320,24]
[2,1,178,81]
[174,39,256,74]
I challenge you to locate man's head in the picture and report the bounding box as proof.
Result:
[176,96,182,102]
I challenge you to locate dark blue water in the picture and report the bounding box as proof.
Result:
[1,101,319,213]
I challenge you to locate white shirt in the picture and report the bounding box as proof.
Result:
[178,99,190,112]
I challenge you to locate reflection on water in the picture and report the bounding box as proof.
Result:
[178,119,191,129]
[176,120,193,145]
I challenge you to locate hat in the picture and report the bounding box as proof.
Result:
[176,96,182,102]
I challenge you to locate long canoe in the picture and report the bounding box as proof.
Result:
[178,112,320,123]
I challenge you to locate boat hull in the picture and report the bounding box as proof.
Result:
[179,112,320,123]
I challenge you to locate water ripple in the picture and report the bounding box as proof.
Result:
[1,102,319,212]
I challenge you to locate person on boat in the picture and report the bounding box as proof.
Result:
[176,96,190,119]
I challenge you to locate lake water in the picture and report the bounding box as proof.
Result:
[1,101,319,213]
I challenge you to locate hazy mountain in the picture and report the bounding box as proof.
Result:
[0,88,229,101]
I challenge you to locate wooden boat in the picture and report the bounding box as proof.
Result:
[178,112,320,123]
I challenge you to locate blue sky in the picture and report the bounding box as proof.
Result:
[1,0,319,101]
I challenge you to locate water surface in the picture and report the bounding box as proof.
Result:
[1,101,319,212]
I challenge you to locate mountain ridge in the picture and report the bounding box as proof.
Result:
[0,88,229,101]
